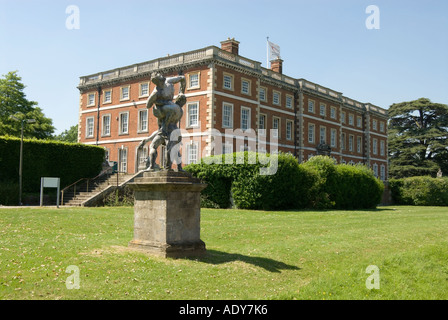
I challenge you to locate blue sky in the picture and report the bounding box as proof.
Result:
[0,0,447,134]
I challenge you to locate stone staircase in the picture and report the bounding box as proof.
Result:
[61,171,140,207]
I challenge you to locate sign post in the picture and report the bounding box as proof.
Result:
[40,177,61,208]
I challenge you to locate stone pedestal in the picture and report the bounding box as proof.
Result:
[128,171,207,258]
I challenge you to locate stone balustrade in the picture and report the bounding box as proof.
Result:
[78,45,387,117]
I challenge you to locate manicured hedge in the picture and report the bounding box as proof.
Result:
[390,176,448,206]
[230,152,316,210]
[185,152,261,209]
[185,153,384,210]
[332,164,384,209]
[185,161,233,209]
[0,181,19,206]
[302,156,384,209]
[0,136,105,197]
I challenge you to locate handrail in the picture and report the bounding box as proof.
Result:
[62,178,87,193]
[87,166,114,184]
[61,166,115,206]
[61,178,87,206]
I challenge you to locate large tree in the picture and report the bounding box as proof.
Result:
[54,124,78,143]
[388,98,448,178]
[0,71,55,139]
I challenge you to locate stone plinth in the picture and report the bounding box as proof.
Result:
[127,171,207,258]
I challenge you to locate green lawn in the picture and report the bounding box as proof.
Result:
[0,206,447,300]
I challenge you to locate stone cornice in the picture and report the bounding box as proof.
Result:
[77,45,388,118]
[301,87,342,105]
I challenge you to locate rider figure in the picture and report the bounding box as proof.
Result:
[140,72,186,171]
[147,73,186,138]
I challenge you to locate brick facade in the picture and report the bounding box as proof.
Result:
[77,39,388,180]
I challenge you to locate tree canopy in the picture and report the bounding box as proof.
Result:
[388,98,448,178]
[54,124,78,143]
[0,71,55,139]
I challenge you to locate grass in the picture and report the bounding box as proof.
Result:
[0,205,447,300]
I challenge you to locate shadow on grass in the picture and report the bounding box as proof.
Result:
[194,249,300,273]
[282,207,396,213]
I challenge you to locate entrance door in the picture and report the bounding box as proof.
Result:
[119,148,127,173]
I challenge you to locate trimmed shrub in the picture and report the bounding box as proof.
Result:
[300,156,339,209]
[187,154,384,211]
[390,176,448,206]
[299,156,385,209]
[186,152,316,210]
[0,180,19,206]
[389,178,405,204]
[0,136,105,193]
[231,152,316,210]
[333,164,384,209]
[185,160,233,209]
[185,152,262,209]
[300,156,384,209]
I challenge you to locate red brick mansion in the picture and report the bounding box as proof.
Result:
[77,38,388,180]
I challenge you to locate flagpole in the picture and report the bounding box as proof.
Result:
[266,36,269,68]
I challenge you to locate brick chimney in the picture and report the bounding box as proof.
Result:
[220,38,240,55]
[270,58,283,74]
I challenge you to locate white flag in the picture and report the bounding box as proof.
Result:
[268,40,280,60]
